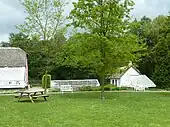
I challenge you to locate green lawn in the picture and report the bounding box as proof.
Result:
[0,92,170,127]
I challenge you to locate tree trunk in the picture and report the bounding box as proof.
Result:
[100,73,105,100]
[44,70,48,94]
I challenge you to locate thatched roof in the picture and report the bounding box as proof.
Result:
[0,47,27,67]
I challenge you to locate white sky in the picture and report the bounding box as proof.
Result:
[0,0,169,42]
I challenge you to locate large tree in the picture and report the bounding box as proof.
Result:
[17,0,66,40]
[151,15,170,88]
[9,32,66,80]
[68,0,145,99]
[151,34,170,88]
[130,15,167,78]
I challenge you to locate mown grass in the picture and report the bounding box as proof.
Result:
[0,92,170,127]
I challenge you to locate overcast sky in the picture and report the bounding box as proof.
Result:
[0,0,169,42]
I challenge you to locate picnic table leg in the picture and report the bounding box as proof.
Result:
[28,94,34,103]
[18,93,23,102]
[41,92,47,101]
[44,97,47,101]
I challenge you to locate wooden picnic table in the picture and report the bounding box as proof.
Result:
[15,88,49,103]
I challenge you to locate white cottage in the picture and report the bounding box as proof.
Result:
[109,66,156,88]
[0,47,28,88]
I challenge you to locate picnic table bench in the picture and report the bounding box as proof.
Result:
[15,88,49,103]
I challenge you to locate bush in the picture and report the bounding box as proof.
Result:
[104,84,117,91]
[91,86,101,91]
[29,80,41,85]
[31,84,41,87]
[165,88,170,91]
[116,87,128,91]
[79,86,101,91]
[79,85,128,91]
[79,86,93,91]
[42,71,51,89]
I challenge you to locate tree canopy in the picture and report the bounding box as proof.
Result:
[17,0,66,40]
[67,0,145,98]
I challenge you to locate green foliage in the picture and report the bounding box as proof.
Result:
[79,86,102,91]
[91,86,102,91]
[68,0,146,99]
[78,85,128,91]
[17,0,66,40]
[69,0,134,35]
[79,86,93,91]
[152,34,170,88]
[103,84,128,91]
[104,84,116,91]
[0,41,11,47]
[62,33,145,83]
[9,32,66,80]
[165,88,170,91]
[68,0,144,92]
[132,15,168,78]
[42,71,51,89]
[129,15,170,88]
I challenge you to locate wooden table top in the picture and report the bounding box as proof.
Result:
[17,88,44,94]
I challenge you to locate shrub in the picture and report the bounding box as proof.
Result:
[79,85,128,91]
[115,87,130,91]
[79,86,93,91]
[79,86,101,91]
[104,84,117,91]
[91,86,101,91]
[165,88,170,91]
[31,84,41,87]
[42,71,51,89]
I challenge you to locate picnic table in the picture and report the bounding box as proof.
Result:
[15,88,49,103]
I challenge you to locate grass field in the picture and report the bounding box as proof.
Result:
[0,92,170,127]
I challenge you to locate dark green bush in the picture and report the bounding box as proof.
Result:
[165,88,170,91]
[79,86,93,91]
[91,86,101,91]
[79,85,128,91]
[31,84,41,87]
[104,84,117,91]
[116,87,128,91]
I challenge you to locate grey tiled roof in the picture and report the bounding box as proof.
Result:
[109,67,129,79]
[0,47,26,67]
[109,66,141,79]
